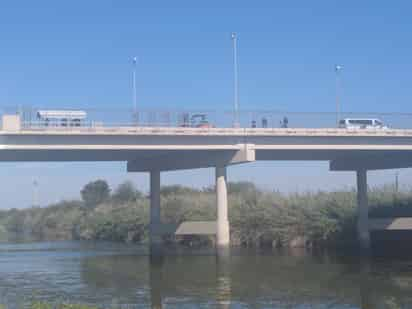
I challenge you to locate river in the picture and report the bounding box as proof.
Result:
[0,241,411,308]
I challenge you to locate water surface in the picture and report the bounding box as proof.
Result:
[0,241,411,308]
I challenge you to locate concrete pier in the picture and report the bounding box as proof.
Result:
[356,169,370,251]
[150,170,163,256]
[216,166,230,249]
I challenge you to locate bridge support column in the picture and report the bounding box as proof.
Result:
[150,169,163,256]
[356,169,370,251]
[216,166,230,250]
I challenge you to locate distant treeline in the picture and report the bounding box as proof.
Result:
[1,180,412,248]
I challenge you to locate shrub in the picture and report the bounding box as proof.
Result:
[111,181,142,203]
[4,181,412,249]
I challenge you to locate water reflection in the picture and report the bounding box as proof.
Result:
[149,255,163,309]
[358,256,412,309]
[2,242,412,308]
[359,258,375,309]
[215,253,231,309]
[147,252,232,308]
[79,248,363,308]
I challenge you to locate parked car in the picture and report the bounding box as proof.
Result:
[338,118,388,129]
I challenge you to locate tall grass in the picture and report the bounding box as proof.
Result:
[1,182,411,248]
[0,302,100,309]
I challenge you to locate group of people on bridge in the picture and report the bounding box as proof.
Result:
[251,116,289,128]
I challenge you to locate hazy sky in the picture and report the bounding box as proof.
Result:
[0,1,411,208]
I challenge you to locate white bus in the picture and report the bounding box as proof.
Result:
[36,110,87,127]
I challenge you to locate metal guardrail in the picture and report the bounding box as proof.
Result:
[13,122,412,138]
[3,106,412,130]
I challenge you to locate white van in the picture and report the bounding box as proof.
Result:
[338,118,387,129]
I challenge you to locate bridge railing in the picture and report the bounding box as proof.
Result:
[2,106,412,130]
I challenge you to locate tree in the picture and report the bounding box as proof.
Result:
[80,180,111,208]
[112,181,142,203]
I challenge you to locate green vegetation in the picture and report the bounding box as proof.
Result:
[0,180,411,248]
[80,180,111,208]
[0,302,100,309]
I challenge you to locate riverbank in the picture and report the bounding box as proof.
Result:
[0,181,411,249]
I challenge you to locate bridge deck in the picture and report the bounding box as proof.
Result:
[1,127,412,169]
[3,127,412,137]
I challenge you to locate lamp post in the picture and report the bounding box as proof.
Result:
[132,56,138,124]
[395,171,399,193]
[231,33,239,128]
[335,64,343,127]
[32,180,39,207]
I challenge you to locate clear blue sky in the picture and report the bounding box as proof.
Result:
[0,1,411,208]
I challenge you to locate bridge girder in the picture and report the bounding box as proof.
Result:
[330,152,412,171]
[127,144,255,172]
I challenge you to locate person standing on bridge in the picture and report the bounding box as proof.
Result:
[280,116,288,128]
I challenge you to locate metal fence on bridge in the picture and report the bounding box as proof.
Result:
[1,106,412,130]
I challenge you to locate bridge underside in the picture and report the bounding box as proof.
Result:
[1,149,412,171]
[0,149,241,163]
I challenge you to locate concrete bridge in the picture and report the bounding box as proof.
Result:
[3,114,412,253]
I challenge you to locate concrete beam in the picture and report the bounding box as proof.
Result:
[175,221,217,235]
[369,218,412,230]
[127,144,255,172]
[330,154,412,171]
[149,221,217,236]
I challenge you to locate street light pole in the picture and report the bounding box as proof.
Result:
[231,33,239,128]
[132,56,138,124]
[335,64,343,127]
[32,179,39,207]
[395,171,399,193]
